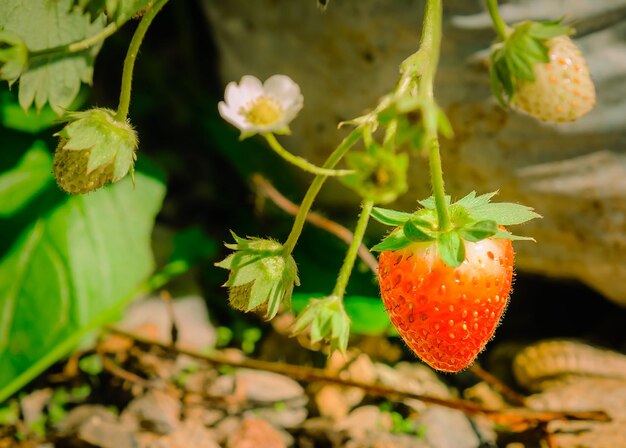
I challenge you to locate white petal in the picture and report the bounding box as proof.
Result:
[218,101,252,131]
[238,75,264,100]
[264,75,302,105]
[224,81,246,111]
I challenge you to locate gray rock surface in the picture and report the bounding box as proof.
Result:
[203,0,626,305]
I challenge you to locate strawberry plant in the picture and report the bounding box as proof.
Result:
[0,0,598,405]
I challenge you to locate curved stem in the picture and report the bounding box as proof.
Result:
[263,133,353,177]
[332,200,374,298]
[282,128,362,256]
[115,0,169,121]
[29,22,119,61]
[486,0,510,40]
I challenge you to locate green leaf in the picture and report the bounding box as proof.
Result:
[437,231,465,268]
[0,171,165,403]
[0,0,106,113]
[370,207,413,227]
[169,227,218,265]
[0,89,77,134]
[403,219,435,242]
[370,228,413,252]
[108,0,152,24]
[458,220,497,242]
[0,141,53,217]
[148,227,219,290]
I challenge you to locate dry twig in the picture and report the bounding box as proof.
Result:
[252,174,379,273]
[105,326,610,429]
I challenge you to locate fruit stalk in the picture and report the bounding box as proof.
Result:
[115,0,170,121]
[332,199,374,298]
[419,0,451,232]
[485,0,510,40]
[282,128,362,256]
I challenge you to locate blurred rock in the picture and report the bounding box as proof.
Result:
[122,389,181,434]
[416,406,481,448]
[78,417,136,448]
[315,352,377,420]
[203,0,626,306]
[20,389,52,427]
[148,421,219,448]
[56,405,117,435]
[226,418,287,448]
[335,405,392,441]
[119,295,216,350]
[209,369,308,427]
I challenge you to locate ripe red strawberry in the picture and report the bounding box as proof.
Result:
[378,237,514,372]
[512,35,595,123]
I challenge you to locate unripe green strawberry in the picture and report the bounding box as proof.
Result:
[512,35,595,123]
[53,142,116,194]
[53,108,138,194]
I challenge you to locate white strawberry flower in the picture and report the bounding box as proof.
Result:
[218,74,304,137]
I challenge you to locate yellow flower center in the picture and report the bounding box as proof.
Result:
[241,96,283,126]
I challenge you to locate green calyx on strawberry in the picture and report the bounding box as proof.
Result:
[0,30,28,85]
[371,191,540,267]
[215,232,300,320]
[292,295,351,353]
[373,192,540,372]
[53,108,138,194]
[489,20,596,123]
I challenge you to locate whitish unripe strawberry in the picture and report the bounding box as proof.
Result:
[512,36,595,123]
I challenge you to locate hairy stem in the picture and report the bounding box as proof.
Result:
[115,0,169,121]
[332,200,374,298]
[420,0,451,231]
[263,133,353,177]
[29,22,119,61]
[282,128,361,256]
[486,0,510,40]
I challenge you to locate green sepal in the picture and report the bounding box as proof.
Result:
[370,228,414,252]
[437,231,465,268]
[458,220,497,242]
[489,20,573,104]
[292,295,350,353]
[403,219,435,242]
[370,207,414,226]
[215,232,300,319]
[494,229,535,241]
[341,142,408,204]
[55,108,138,181]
